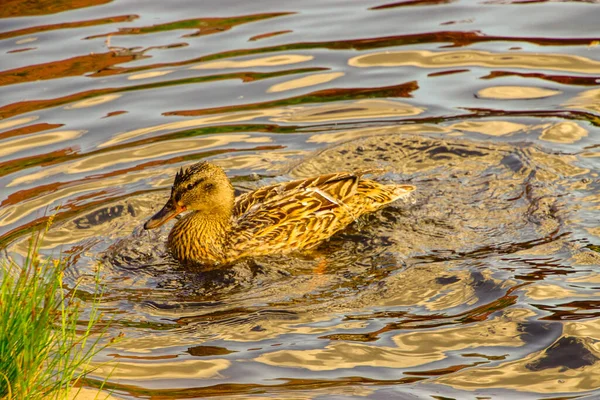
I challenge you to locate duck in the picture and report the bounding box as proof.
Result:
[144,161,415,266]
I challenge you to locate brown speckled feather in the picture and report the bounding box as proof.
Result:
[224,172,412,262]
[233,173,359,217]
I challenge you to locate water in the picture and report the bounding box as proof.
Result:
[1,0,600,398]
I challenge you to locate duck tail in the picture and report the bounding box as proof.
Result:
[390,184,416,202]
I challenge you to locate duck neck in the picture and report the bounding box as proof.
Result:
[168,208,232,265]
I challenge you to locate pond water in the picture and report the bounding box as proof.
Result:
[2,0,600,398]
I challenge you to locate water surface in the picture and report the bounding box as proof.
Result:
[1,0,600,398]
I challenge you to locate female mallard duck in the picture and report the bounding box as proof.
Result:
[144,162,415,266]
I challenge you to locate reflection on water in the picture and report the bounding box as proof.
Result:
[477,86,561,100]
[349,50,600,74]
[566,88,600,114]
[267,72,345,93]
[192,54,314,69]
[0,129,84,158]
[1,0,600,398]
[448,120,526,136]
[540,121,588,144]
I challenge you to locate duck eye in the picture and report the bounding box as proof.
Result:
[186,183,194,190]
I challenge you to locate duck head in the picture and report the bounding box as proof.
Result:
[144,162,234,229]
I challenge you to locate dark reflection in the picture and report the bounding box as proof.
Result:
[249,30,292,41]
[526,336,599,371]
[370,0,456,9]
[518,320,562,346]
[74,204,135,229]
[435,276,460,285]
[85,13,292,39]
[404,361,488,376]
[463,353,507,361]
[187,345,237,357]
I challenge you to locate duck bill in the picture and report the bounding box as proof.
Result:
[144,199,184,229]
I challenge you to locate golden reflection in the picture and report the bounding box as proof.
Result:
[437,332,600,393]
[226,388,373,400]
[256,341,440,371]
[15,37,37,45]
[373,262,481,311]
[438,354,600,393]
[256,309,530,371]
[225,386,374,400]
[92,359,230,381]
[191,55,313,69]
[30,226,109,248]
[0,130,83,158]
[395,308,531,350]
[524,284,599,300]
[348,50,600,74]
[9,134,271,187]
[0,116,38,131]
[105,315,368,356]
[564,88,600,114]
[539,121,587,144]
[99,111,278,147]
[65,94,121,109]
[513,241,562,257]
[477,86,561,100]
[109,333,209,353]
[581,152,600,158]
[308,124,447,144]
[267,72,345,93]
[580,193,600,210]
[293,132,512,182]
[526,147,589,181]
[564,318,600,339]
[275,99,424,124]
[571,247,600,265]
[216,150,308,172]
[216,317,368,343]
[567,270,600,284]
[128,70,174,80]
[101,100,422,148]
[449,121,526,137]
[67,388,116,400]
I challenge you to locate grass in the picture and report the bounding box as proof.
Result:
[0,227,112,400]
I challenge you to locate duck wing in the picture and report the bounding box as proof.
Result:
[228,173,362,258]
[232,172,359,217]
